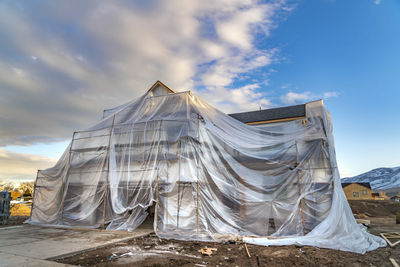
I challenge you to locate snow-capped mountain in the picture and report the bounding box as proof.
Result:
[341,166,400,190]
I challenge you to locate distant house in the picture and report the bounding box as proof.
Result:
[391,196,400,202]
[372,190,390,200]
[21,188,33,201]
[371,190,400,201]
[10,191,21,200]
[341,183,373,200]
[386,190,400,201]
[371,192,385,200]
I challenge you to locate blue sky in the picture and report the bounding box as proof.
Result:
[0,0,399,181]
[265,0,400,176]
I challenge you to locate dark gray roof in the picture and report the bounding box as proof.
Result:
[341,182,371,189]
[228,104,306,124]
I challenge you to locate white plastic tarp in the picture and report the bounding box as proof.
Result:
[28,89,386,254]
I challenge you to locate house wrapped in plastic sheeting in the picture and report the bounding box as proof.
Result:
[28,81,385,253]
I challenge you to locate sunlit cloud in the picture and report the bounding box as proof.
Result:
[280,91,314,105]
[0,0,295,181]
[0,148,57,181]
[0,0,292,147]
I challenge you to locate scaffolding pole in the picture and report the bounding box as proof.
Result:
[155,175,159,234]
[196,113,201,235]
[102,114,116,229]
[197,180,199,235]
[295,140,306,235]
[59,133,75,222]
[29,170,40,221]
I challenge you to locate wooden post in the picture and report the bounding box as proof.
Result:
[176,141,180,229]
[197,180,200,235]
[60,133,75,222]
[154,120,163,234]
[300,193,306,235]
[102,114,116,229]
[295,140,306,235]
[196,114,201,236]
[155,175,159,234]
[244,243,251,258]
[29,170,40,221]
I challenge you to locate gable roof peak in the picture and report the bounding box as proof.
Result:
[147,80,175,95]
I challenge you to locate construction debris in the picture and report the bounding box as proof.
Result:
[201,248,217,256]
[355,219,370,226]
[390,258,399,267]
[380,232,400,247]
[244,243,251,258]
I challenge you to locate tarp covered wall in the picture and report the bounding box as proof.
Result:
[28,90,385,253]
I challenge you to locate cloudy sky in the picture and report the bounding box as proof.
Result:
[0,0,399,181]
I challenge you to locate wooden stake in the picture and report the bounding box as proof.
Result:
[390,258,399,267]
[244,243,251,258]
[102,114,116,229]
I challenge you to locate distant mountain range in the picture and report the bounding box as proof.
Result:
[341,166,400,190]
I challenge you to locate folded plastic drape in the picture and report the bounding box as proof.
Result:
[28,90,385,253]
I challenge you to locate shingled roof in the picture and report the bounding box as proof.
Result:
[341,182,372,189]
[228,104,306,124]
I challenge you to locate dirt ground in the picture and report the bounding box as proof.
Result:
[55,229,399,267]
[348,200,400,222]
[55,200,400,267]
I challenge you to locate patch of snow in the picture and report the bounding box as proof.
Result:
[341,166,400,190]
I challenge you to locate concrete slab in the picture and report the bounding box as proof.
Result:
[0,237,40,247]
[0,225,153,266]
[0,252,74,267]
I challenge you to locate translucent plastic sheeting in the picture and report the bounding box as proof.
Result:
[28,90,386,254]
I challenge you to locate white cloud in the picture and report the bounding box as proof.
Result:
[323,91,339,99]
[281,91,314,105]
[0,1,294,180]
[216,7,265,50]
[0,63,45,93]
[281,90,339,105]
[374,0,382,5]
[195,83,273,113]
[200,49,277,88]
[0,0,291,146]
[0,148,57,181]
